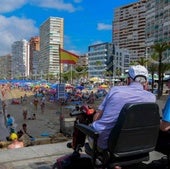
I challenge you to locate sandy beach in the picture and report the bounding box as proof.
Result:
[1,86,167,143]
[2,88,63,139]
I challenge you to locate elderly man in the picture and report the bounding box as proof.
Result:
[91,65,156,149]
[68,65,156,151]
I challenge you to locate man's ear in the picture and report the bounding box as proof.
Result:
[126,77,131,85]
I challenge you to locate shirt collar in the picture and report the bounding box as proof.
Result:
[129,82,143,89]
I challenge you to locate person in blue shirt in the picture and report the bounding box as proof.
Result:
[155,77,170,155]
[6,114,14,130]
[160,78,170,130]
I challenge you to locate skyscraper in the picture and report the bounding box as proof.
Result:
[113,0,147,61]
[39,17,64,77]
[146,0,170,60]
[88,42,114,78]
[11,39,30,78]
[29,36,40,75]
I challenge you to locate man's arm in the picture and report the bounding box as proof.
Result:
[93,109,103,121]
[160,120,170,131]
[160,96,170,131]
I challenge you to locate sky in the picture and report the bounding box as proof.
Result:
[0,0,138,56]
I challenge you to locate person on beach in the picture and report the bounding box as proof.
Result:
[23,93,27,102]
[17,123,33,147]
[20,96,23,104]
[87,91,95,104]
[40,96,45,113]
[23,107,28,120]
[33,96,39,112]
[8,133,24,149]
[2,101,6,114]
[6,114,14,131]
[0,111,9,141]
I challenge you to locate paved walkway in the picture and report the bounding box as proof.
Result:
[0,141,73,169]
[0,141,165,169]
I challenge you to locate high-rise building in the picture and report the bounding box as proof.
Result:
[146,0,170,60]
[29,36,40,75]
[113,46,130,77]
[11,39,30,78]
[113,0,147,61]
[0,54,12,79]
[39,17,64,77]
[88,43,114,78]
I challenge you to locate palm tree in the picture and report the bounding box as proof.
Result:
[115,68,121,78]
[129,60,137,66]
[103,70,113,83]
[136,57,148,67]
[151,42,170,98]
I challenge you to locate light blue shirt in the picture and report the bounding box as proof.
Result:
[92,82,156,149]
[162,95,170,123]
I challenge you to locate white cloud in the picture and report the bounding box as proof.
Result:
[0,0,27,13]
[30,0,80,12]
[0,0,82,55]
[0,0,81,14]
[0,15,38,56]
[97,23,112,31]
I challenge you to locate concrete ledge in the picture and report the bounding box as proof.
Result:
[0,141,73,164]
[32,137,51,145]
[0,133,70,149]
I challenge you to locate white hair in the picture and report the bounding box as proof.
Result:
[134,76,147,84]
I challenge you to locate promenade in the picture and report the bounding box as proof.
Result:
[0,141,165,169]
[0,141,73,168]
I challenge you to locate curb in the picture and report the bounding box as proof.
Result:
[0,134,69,149]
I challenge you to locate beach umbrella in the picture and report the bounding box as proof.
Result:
[48,89,56,94]
[76,86,84,90]
[89,77,101,82]
[51,83,58,89]
[99,84,108,88]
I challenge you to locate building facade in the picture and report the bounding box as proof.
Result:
[88,43,114,78]
[39,17,64,77]
[11,39,30,78]
[0,54,12,79]
[113,0,147,61]
[146,0,170,61]
[113,47,130,77]
[76,54,88,67]
[29,36,40,76]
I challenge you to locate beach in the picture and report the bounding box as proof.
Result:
[1,86,167,144]
[2,88,62,140]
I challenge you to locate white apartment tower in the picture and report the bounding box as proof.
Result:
[39,17,64,76]
[11,39,30,78]
[113,0,147,61]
